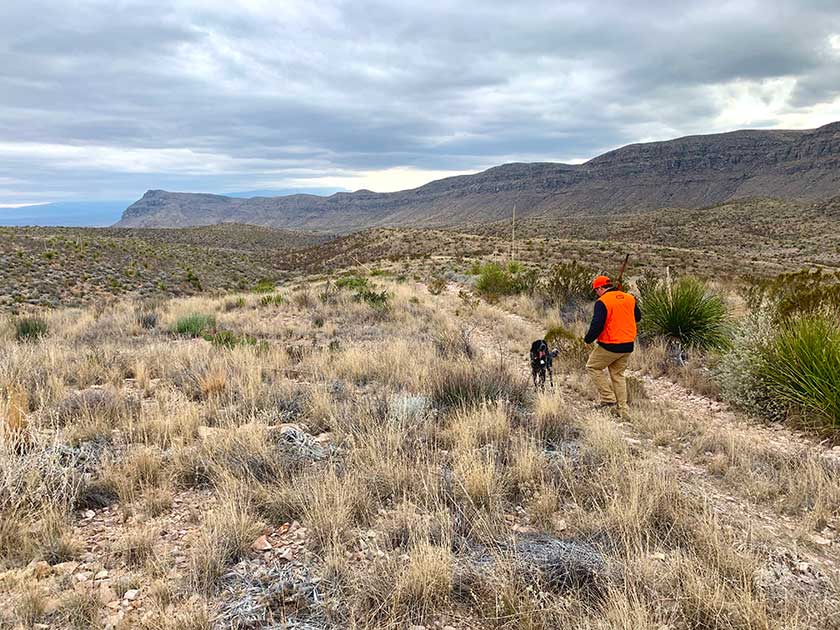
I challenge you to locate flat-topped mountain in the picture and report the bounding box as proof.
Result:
[116,122,840,232]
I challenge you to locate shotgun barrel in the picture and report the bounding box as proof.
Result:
[616,254,630,290]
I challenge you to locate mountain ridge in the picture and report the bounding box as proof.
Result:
[115,121,840,232]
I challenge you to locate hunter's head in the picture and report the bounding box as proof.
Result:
[592,275,612,297]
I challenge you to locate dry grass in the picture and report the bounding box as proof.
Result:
[186,486,262,593]
[0,276,837,629]
[115,525,158,568]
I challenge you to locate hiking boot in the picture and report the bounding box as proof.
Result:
[595,401,617,409]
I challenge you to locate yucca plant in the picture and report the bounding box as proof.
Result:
[14,316,48,341]
[762,315,840,428]
[172,313,216,337]
[639,276,730,350]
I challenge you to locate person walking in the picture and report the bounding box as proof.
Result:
[583,275,641,418]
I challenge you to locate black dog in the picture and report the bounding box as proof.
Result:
[529,339,558,390]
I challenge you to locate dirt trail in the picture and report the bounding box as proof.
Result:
[437,282,840,576]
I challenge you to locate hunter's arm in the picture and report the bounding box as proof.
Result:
[584,301,607,344]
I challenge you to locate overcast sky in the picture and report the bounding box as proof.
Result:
[1,0,839,207]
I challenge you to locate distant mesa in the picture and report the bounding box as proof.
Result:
[115,121,840,233]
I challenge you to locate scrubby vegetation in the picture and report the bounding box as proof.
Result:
[0,269,837,628]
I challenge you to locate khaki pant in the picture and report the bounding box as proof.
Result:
[586,345,631,412]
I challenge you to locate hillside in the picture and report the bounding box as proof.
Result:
[4,196,840,312]
[0,224,331,311]
[116,122,840,231]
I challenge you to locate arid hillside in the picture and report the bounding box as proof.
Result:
[4,196,839,313]
[115,122,840,231]
[0,224,331,312]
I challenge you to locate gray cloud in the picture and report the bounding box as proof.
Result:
[1,0,839,205]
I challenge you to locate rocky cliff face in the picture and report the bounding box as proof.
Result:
[116,122,840,231]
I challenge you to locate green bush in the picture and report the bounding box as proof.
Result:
[763,316,840,428]
[172,313,216,337]
[639,276,730,350]
[355,288,390,309]
[744,268,840,319]
[544,325,588,371]
[15,316,48,341]
[204,329,258,349]
[335,276,369,290]
[185,268,202,291]
[259,293,284,306]
[475,262,518,298]
[538,261,594,307]
[253,279,276,293]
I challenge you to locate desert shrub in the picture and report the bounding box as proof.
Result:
[538,261,594,307]
[223,296,247,311]
[259,293,284,306]
[335,275,369,290]
[15,317,48,341]
[253,278,276,293]
[429,362,529,408]
[762,315,840,428]
[716,309,786,422]
[744,268,840,319]
[172,313,216,337]
[203,330,257,349]
[639,276,730,350]
[474,262,519,298]
[544,325,588,370]
[355,288,390,309]
[427,275,447,295]
[136,310,158,330]
[185,268,202,291]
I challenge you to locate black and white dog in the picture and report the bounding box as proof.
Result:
[529,339,558,390]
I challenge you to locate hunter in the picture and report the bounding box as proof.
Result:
[583,275,641,418]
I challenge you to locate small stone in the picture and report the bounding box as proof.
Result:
[95,569,109,580]
[76,572,92,582]
[84,510,96,519]
[251,535,272,551]
[99,586,118,604]
[53,561,79,575]
[124,588,140,601]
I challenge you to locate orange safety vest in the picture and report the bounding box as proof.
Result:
[597,290,637,344]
